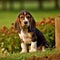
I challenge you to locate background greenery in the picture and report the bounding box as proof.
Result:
[0,10,60,28]
[0,0,60,60]
[0,1,60,28]
[0,49,60,60]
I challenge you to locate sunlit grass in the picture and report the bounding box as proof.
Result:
[0,1,60,28]
[0,10,60,28]
[0,49,60,60]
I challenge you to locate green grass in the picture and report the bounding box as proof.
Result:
[0,1,60,60]
[0,10,60,28]
[0,11,17,28]
[0,49,60,60]
[0,1,60,28]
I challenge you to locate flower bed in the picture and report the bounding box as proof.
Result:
[0,17,55,55]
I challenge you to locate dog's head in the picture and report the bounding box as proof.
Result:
[15,10,36,33]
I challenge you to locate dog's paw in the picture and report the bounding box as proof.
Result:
[42,49,45,52]
[20,50,27,53]
[29,49,37,52]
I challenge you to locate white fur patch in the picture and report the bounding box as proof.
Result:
[29,41,37,52]
[20,43,27,53]
[24,17,30,26]
[42,46,45,52]
[19,30,32,44]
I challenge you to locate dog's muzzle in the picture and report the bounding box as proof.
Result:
[24,21,28,25]
[23,17,30,27]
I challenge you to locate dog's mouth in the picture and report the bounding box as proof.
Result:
[21,21,30,30]
[22,20,30,29]
[23,24,30,29]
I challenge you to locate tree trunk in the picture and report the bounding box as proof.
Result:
[38,0,43,9]
[55,16,60,50]
[2,0,7,10]
[10,0,13,10]
[20,0,24,10]
[55,0,59,9]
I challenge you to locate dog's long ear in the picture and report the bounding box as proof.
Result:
[28,16,36,32]
[15,18,21,33]
[31,17,36,27]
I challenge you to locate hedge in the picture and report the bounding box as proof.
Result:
[0,17,55,56]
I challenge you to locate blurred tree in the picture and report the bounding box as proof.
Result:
[9,0,13,10]
[55,0,59,9]
[20,0,24,10]
[38,0,43,9]
[0,0,60,11]
[2,0,7,10]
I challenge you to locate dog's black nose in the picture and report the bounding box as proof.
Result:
[24,21,28,24]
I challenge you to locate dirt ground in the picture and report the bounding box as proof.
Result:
[29,53,60,60]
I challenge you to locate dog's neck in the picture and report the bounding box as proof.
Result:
[21,28,28,33]
[21,26,32,33]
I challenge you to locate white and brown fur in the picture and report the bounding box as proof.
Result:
[15,10,49,53]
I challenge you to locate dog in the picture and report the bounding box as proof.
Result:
[15,10,49,53]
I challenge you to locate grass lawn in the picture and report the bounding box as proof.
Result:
[0,49,60,60]
[0,10,60,28]
[0,1,60,28]
[0,1,60,60]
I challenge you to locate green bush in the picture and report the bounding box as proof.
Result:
[37,23,55,48]
[0,17,55,54]
[0,25,21,54]
[37,17,55,48]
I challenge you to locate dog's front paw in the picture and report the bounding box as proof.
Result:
[20,50,27,53]
[29,42,37,52]
[29,49,37,52]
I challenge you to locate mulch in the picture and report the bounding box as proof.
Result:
[29,53,60,60]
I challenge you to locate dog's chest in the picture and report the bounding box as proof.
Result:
[19,30,32,44]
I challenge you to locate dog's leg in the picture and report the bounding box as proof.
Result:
[20,43,27,53]
[29,41,37,52]
[42,46,45,52]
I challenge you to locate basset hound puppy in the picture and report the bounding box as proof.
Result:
[15,10,49,53]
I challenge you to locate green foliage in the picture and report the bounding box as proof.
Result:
[0,33,21,53]
[0,26,21,54]
[0,10,60,28]
[37,17,55,48]
[0,49,60,60]
[37,24,55,48]
[0,17,55,58]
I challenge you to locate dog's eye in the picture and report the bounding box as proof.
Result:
[26,16,30,19]
[20,16,24,19]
